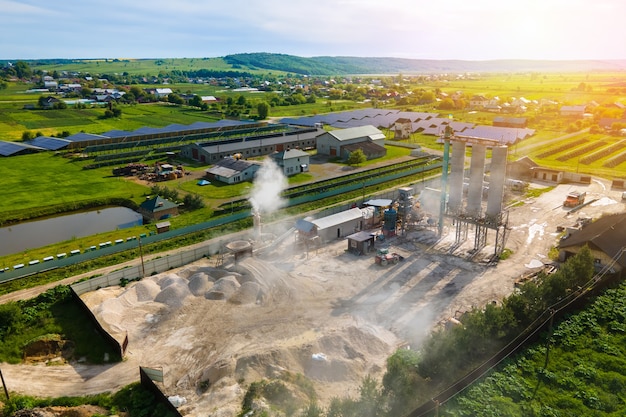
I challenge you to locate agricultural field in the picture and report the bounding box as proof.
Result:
[20,57,252,76]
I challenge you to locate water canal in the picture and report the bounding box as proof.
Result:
[0,207,142,257]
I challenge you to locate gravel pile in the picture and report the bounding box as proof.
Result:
[187,272,214,296]
[154,282,192,308]
[134,280,161,301]
[229,281,262,305]
[208,275,241,299]
[158,273,187,289]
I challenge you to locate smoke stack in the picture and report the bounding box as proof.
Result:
[253,209,262,239]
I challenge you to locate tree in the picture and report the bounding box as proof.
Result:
[167,93,184,105]
[438,98,456,110]
[14,61,32,79]
[347,149,367,166]
[189,95,203,108]
[21,131,34,141]
[257,101,270,120]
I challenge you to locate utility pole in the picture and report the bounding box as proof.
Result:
[138,236,146,279]
[0,368,9,400]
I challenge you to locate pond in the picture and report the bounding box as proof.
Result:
[0,207,143,257]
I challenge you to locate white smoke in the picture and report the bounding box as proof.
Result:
[249,158,288,215]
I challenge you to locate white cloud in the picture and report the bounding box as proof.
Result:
[0,0,624,59]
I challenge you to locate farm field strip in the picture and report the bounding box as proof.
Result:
[537,138,588,159]
[556,140,607,162]
[580,139,626,165]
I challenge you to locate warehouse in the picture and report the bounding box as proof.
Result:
[315,125,386,159]
[182,126,321,163]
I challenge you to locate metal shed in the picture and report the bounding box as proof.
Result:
[311,208,364,243]
[346,231,376,255]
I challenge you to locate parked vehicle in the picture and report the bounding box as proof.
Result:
[563,191,586,207]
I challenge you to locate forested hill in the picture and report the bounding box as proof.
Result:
[224,53,626,75]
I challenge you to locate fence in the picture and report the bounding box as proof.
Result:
[1,162,442,283]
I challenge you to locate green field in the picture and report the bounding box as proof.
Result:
[0,153,148,216]
[26,57,273,76]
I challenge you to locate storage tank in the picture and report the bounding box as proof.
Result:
[383,208,397,236]
[448,141,466,213]
[466,144,486,217]
[486,146,508,218]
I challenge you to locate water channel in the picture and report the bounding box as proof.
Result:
[0,207,143,257]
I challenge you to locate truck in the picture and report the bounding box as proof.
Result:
[563,191,586,208]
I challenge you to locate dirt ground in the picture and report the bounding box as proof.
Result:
[2,178,625,416]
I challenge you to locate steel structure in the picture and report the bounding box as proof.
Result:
[439,128,510,260]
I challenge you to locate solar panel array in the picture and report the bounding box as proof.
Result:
[0,141,41,156]
[25,136,72,151]
[459,126,536,144]
[282,110,536,146]
[67,120,254,143]
[280,109,441,129]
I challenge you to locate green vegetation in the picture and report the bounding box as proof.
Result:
[0,285,119,364]
[1,382,176,417]
[443,280,626,416]
[0,153,147,222]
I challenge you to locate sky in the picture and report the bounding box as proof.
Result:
[2,0,624,61]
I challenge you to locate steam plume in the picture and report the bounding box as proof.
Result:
[249,158,288,215]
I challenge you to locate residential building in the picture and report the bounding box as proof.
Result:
[205,158,261,184]
[139,196,179,222]
[271,148,310,176]
[559,213,626,277]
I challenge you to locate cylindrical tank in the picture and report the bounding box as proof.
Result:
[383,208,397,231]
[466,144,486,217]
[486,146,508,218]
[448,141,466,213]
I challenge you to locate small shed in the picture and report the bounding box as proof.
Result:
[155,221,171,234]
[346,231,376,255]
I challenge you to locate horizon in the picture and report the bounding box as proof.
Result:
[2,0,625,61]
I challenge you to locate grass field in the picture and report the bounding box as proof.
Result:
[27,57,275,76]
[0,153,148,215]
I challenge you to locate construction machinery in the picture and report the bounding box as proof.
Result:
[374,248,404,266]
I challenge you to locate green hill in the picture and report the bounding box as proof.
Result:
[5,54,626,77]
[224,53,626,75]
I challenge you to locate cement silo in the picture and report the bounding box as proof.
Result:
[447,141,466,214]
[486,146,508,219]
[465,144,486,217]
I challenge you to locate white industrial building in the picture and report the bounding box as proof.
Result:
[310,207,365,243]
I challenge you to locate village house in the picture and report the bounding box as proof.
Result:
[271,148,310,176]
[205,158,261,184]
[560,105,587,118]
[559,213,626,277]
[469,95,489,109]
[138,196,179,222]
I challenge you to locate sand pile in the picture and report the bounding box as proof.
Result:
[89,260,285,336]
[233,325,393,384]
